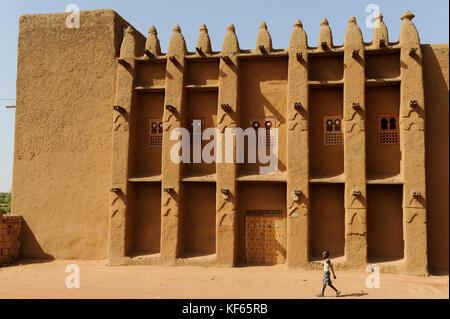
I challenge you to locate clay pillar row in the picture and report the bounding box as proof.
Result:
[286,20,310,268]
[108,26,140,265]
[399,11,428,275]
[343,17,367,268]
[160,25,187,264]
[216,23,240,266]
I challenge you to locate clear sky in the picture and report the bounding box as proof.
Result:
[0,0,448,192]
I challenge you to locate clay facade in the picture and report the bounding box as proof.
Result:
[12,10,449,274]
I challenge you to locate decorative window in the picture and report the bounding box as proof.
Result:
[149,119,163,147]
[323,116,343,145]
[246,210,283,215]
[378,114,399,145]
[250,118,277,149]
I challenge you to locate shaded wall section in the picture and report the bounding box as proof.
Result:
[422,44,449,273]
[239,59,287,174]
[12,10,139,259]
[130,183,161,255]
[367,185,404,262]
[309,87,344,178]
[130,93,164,177]
[366,85,401,178]
[181,183,216,256]
[309,184,345,260]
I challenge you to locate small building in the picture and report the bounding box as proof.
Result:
[12,10,449,275]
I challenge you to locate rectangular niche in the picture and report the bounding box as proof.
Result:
[309,184,345,260]
[309,87,344,178]
[136,62,166,87]
[181,183,216,257]
[184,90,218,177]
[185,60,219,86]
[366,85,401,179]
[365,51,400,79]
[308,54,344,81]
[367,185,404,262]
[239,58,288,175]
[130,93,164,177]
[237,182,287,264]
[128,183,161,256]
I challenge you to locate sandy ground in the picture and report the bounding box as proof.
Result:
[0,260,448,299]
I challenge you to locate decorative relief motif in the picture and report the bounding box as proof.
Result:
[288,112,308,131]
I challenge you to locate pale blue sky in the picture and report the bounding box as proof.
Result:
[0,0,448,192]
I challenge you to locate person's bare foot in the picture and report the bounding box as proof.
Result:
[336,291,341,297]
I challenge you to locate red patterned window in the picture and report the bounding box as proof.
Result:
[149,119,163,147]
[378,114,399,145]
[249,118,277,149]
[323,116,343,145]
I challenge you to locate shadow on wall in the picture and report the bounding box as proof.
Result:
[423,44,449,275]
[20,219,55,263]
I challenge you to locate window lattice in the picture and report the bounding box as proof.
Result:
[149,119,163,147]
[250,118,277,149]
[323,116,343,145]
[378,114,399,145]
[246,210,283,215]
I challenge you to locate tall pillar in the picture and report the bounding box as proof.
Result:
[216,24,240,266]
[160,25,187,264]
[108,26,141,265]
[256,22,273,52]
[318,18,333,51]
[196,24,212,55]
[372,13,389,49]
[286,20,310,268]
[343,17,367,268]
[145,25,162,57]
[399,11,428,275]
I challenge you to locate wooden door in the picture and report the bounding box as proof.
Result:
[245,214,286,265]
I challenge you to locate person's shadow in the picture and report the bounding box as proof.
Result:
[337,292,368,298]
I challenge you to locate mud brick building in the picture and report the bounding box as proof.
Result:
[12,10,449,274]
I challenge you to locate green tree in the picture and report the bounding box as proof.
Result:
[0,192,11,214]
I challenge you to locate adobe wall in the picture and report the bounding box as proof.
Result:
[366,86,401,177]
[239,59,288,175]
[12,10,143,259]
[131,183,161,255]
[309,87,344,178]
[422,44,449,273]
[367,185,404,261]
[309,184,345,260]
[181,183,216,256]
